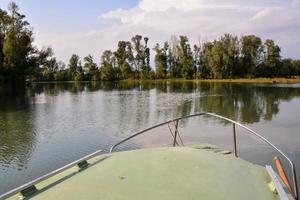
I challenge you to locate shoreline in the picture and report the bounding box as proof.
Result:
[120,77,300,84]
[26,77,300,84]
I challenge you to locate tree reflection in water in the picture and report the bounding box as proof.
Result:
[0,85,36,171]
[0,81,300,194]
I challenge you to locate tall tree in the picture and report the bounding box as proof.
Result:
[2,2,35,82]
[154,42,168,79]
[280,58,293,77]
[114,41,134,79]
[220,34,239,78]
[210,40,224,78]
[240,35,264,77]
[193,44,201,78]
[177,36,194,79]
[131,35,143,78]
[167,36,180,78]
[144,37,151,74]
[68,54,82,81]
[199,42,213,78]
[83,54,98,80]
[292,60,300,76]
[100,50,116,81]
[131,35,151,79]
[41,58,58,81]
[0,9,10,72]
[261,39,281,77]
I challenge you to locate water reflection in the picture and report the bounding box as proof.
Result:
[196,83,300,123]
[23,81,300,125]
[0,81,300,194]
[0,86,36,171]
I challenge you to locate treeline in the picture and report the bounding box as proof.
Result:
[154,35,300,79]
[1,3,300,83]
[0,2,60,83]
[33,35,153,82]
[35,34,300,82]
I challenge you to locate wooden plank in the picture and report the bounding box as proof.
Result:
[274,156,293,193]
[266,165,290,200]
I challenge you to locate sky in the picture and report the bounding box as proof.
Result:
[0,0,299,63]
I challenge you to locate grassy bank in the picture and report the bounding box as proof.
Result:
[29,77,300,84]
[190,77,300,83]
[119,77,300,84]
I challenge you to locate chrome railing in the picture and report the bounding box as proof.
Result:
[0,149,102,200]
[110,112,298,199]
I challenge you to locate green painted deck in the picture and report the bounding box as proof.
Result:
[8,146,285,200]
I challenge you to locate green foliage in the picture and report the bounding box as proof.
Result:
[193,44,201,78]
[210,40,224,78]
[83,55,98,81]
[131,35,151,79]
[167,36,182,78]
[177,36,194,79]
[68,54,83,81]
[220,34,239,78]
[114,41,134,79]
[199,42,213,78]
[292,60,300,76]
[240,35,264,77]
[257,39,281,77]
[0,2,35,82]
[100,50,116,81]
[280,59,293,77]
[154,43,168,79]
[197,34,239,79]
[0,2,299,83]
[154,34,299,80]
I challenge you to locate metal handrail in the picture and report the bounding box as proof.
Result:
[0,149,102,200]
[110,112,298,199]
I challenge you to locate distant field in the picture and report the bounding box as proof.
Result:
[190,78,300,83]
[120,77,300,84]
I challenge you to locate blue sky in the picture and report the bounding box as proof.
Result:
[0,0,138,33]
[0,0,299,63]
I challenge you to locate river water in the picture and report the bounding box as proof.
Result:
[0,81,300,195]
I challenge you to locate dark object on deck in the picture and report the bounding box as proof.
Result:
[20,185,38,198]
[78,160,89,170]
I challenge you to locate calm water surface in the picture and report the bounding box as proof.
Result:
[0,81,300,194]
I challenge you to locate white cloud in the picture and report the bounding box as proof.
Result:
[34,0,300,63]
